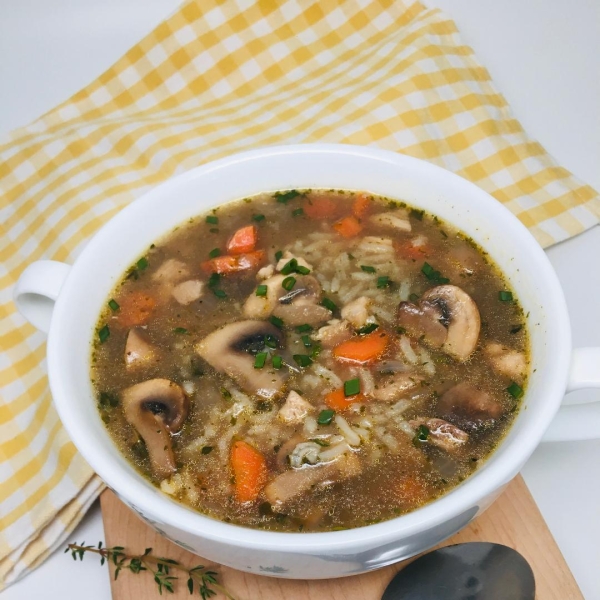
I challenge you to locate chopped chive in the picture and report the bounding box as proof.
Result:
[499,291,513,302]
[173,327,188,334]
[310,438,330,447]
[209,227,219,233]
[282,276,296,291]
[136,257,148,270]
[296,265,311,275]
[317,409,335,425]
[201,446,213,455]
[256,284,268,297]
[275,250,283,262]
[220,387,232,400]
[213,289,227,298]
[208,272,220,288]
[206,215,218,224]
[108,299,120,311]
[421,262,434,277]
[415,424,429,441]
[506,382,523,399]
[310,343,322,359]
[301,334,312,348]
[252,214,265,222]
[269,315,284,329]
[280,258,298,275]
[360,265,376,273]
[357,323,379,335]
[264,334,278,349]
[275,190,300,203]
[321,297,338,313]
[396,326,407,334]
[421,262,449,284]
[292,208,304,217]
[377,276,391,288]
[295,323,312,333]
[98,325,110,343]
[344,378,361,397]
[208,248,221,258]
[293,354,313,368]
[510,324,523,334]
[410,209,425,221]
[254,352,268,369]
[272,355,282,369]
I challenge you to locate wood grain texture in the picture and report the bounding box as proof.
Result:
[101,475,582,599]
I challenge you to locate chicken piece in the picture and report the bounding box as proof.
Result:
[484,343,527,383]
[264,453,361,507]
[313,320,353,348]
[278,391,314,425]
[257,264,275,280]
[171,280,203,305]
[124,327,156,367]
[151,259,189,283]
[341,296,371,329]
[437,382,503,432]
[410,417,468,452]
[372,373,422,402]
[243,274,286,319]
[369,211,411,232]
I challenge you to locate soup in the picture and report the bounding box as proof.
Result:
[92,190,528,532]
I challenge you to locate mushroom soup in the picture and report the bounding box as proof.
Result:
[92,190,529,532]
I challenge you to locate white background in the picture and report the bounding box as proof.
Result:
[1,0,599,598]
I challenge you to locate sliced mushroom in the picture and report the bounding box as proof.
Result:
[124,327,156,368]
[264,453,361,508]
[122,379,189,480]
[398,285,480,361]
[341,296,371,329]
[484,342,527,383]
[410,417,468,452]
[278,390,314,424]
[172,280,203,305]
[195,320,287,398]
[436,382,503,432]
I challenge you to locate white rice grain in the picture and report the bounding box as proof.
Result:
[335,415,361,446]
[399,336,419,365]
[312,364,343,388]
[318,442,350,462]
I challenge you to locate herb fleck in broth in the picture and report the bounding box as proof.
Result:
[92,190,529,532]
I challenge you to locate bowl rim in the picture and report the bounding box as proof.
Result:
[48,143,571,552]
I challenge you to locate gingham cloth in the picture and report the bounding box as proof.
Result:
[1,0,599,589]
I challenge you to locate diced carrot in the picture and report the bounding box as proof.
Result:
[231,440,268,503]
[303,196,339,220]
[394,239,429,260]
[114,291,156,327]
[201,250,265,275]
[325,387,367,411]
[227,225,257,255]
[352,194,371,218]
[333,216,362,238]
[333,330,389,364]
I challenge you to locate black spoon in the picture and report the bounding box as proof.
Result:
[382,542,535,600]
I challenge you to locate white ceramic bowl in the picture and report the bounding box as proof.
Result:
[14,144,600,578]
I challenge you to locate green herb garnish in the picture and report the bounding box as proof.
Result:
[301,334,312,348]
[295,323,312,333]
[376,276,391,288]
[269,315,284,329]
[344,378,361,396]
[264,334,278,349]
[275,190,300,203]
[252,214,265,222]
[206,215,218,224]
[201,446,213,455]
[213,289,227,299]
[98,325,110,344]
[108,299,120,311]
[136,257,148,271]
[415,424,429,442]
[510,324,523,334]
[357,323,379,335]
[310,438,330,447]
[173,327,188,334]
[499,291,513,302]
[208,248,221,258]
[280,258,298,275]
[272,355,282,369]
[421,262,449,284]
[208,272,220,288]
[293,354,313,368]
[296,265,311,275]
[410,209,425,221]
[506,382,523,398]
[275,250,283,262]
[292,208,304,217]
[282,276,296,291]
[408,293,420,302]
[256,284,268,297]
[360,265,376,273]
[254,352,268,369]
[317,409,335,425]
[321,297,338,313]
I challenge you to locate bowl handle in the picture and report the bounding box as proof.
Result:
[542,347,600,442]
[13,260,71,334]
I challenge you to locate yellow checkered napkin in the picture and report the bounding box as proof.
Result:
[1,0,599,588]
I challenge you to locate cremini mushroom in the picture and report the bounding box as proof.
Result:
[124,327,156,368]
[398,284,481,361]
[243,273,331,326]
[122,379,189,480]
[436,382,502,432]
[195,320,287,398]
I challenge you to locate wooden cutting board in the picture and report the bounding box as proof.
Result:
[101,475,582,599]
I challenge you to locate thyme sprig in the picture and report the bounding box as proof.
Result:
[65,541,236,599]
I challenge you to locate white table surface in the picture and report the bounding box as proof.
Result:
[2,0,599,598]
